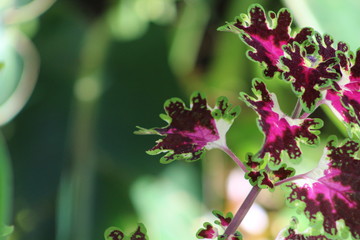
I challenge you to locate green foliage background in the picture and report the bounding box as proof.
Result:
[0,0,359,239]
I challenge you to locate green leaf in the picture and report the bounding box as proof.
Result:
[0,225,13,238]
[0,134,12,236]
[104,224,148,240]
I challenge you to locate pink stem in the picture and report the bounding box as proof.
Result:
[275,172,309,186]
[291,99,303,119]
[221,146,248,172]
[223,186,261,238]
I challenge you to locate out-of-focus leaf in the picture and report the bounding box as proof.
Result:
[130,164,201,240]
[0,32,22,105]
[0,225,13,238]
[0,134,12,237]
[276,218,330,240]
[104,224,148,240]
[168,0,209,77]
[107,0,177,41]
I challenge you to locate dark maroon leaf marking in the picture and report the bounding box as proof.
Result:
[220,4,312,77]
[130,224,148,240]
[282,42,340,112]
[136,92,239,163]
[280,226,330,240]
[197,223,217,239]
[108,230,124,240]
[213,211,232,227]
[244,153,294,189]
[314,33,348,62]
[196,211,242,239]
[286,137,360,238]
[325,50,360,136]
[241,80,321,165]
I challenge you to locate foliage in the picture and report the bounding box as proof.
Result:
[104,224,148,240]
[112,3,360,240]
[135,93,240,163]
[196,211,242,240]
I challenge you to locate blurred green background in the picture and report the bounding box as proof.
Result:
[0,0,359,239]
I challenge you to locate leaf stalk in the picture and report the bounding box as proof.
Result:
[223,186,261,238]
[222,146,248,172]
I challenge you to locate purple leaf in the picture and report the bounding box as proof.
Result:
[240,80,322,165]
[196,211,242,240]
[281,42,340,112]
[244,153,294,189]
[244,156,276,189]
[325,50,360,137]
[218,232,243,240]
[272,165,295,182]
[213,210,232,228]
[292,32,360,135]
[230,232,243,240]
[196,223,218,239]
[243,153,264,185]
[312,33,349,63]
[219,4,312,77]
[286,137,360,239]
[258,172,275,189]
[136,92,240,163]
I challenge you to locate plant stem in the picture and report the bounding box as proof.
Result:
[56,17,110,240]
[0,134,12,229]
[221,146,248,172]
[223,186,261,238]
[274,173,308,186]
[291,99,303,119]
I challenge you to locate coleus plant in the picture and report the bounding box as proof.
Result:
[106,4,360,240]
[104,224,148,240]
